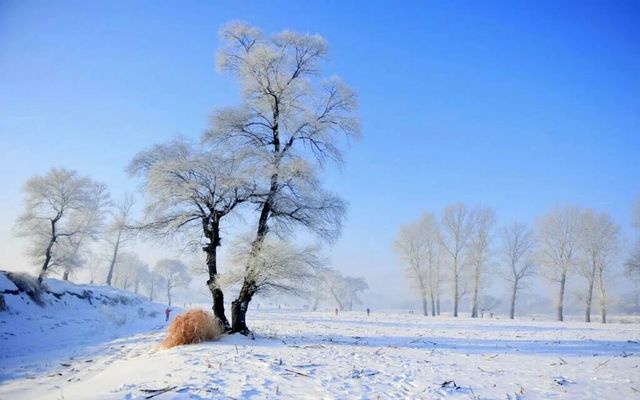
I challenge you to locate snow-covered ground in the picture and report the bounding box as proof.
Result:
[1,282,639,400]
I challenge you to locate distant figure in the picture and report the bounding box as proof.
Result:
[335,308,339,316]
[165,306,171,322]
[366,308,370,317]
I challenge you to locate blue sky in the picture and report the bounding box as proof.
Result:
[1,1,638,307]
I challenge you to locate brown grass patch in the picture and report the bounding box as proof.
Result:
[161,309,224,349]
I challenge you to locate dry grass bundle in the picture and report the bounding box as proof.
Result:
[161,309,224,349]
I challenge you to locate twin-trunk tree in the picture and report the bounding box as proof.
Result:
[206,22,359,334]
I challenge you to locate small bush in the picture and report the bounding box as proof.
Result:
[161,309,224,349]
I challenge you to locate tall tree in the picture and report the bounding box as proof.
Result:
[394,213,441,316]
[14,168,107,283]
[208,22,359,334]
[578,209,620,323]
[104,195,135,286]
[438,203,476,317]
[468,207,495,318]
[60,183,110,281]
[129,137,253,329]
[626,199,640,310]
[155,259,191,306]
[536,205,582,321]
[500,222,536,319]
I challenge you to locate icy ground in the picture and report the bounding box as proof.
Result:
[1,300,639,400]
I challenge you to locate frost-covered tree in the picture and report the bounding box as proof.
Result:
[104,194,135,286]
[438,204,476,317]
[317,269,367,311]
[207,21,359,334]
[536,205,582,321]
[626,199,640,309]
[129,137,254,329]
[221,236,323,299]
[500,222,536,319]
[145,270,165,302]
[14,168,108,283]
[578,209,620,323]
[112,252,147,292]
[156,259,191,306]
[468,207,495,318]
[59,183,110,281]
[395,213,441,316]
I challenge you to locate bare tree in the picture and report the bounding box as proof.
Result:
[500,222,536,319]
[14,168,107,283]
[578,209,620,323]
[468,207,495,318]
[59,183,110,281]
[155,259,191,306]
[438,203,476,317]
[129,137,254,329]
[208,22,359,334]
[626,199,640,309]
[536,205,582,321]
[395,213,441,316]
[317,268,367,312]
[145,270,165,302]
[104,194,135,286]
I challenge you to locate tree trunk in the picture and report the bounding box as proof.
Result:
[598,268,607,324]
[149,282,154,301]
[584,260,597,323]
[204,219,230,330]
[557,272,566,321]
[471,265,479,318]
[38,217,60,283]
[510,280,518,319]
[63,270,69,281]
[167,282,172,306]
[421,295,428,316]
[429,291,436,316]
[230,170,276,334]
[105,230,121,286]
[453,272,459,317]
[230,279,255,335]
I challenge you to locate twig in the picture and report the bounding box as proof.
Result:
[284,368,309,377]
[143,386,177,399]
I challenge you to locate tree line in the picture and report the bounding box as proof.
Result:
[13,21,363,335]
[395,202,640,323]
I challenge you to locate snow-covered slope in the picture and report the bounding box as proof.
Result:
[0,271,170,382]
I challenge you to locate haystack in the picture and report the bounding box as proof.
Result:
[161,309,224,349]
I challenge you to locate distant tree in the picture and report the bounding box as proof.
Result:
[478,295,500,318]
[468,206,495,318]
[59,183,110,281]
[129,137,254,329]
[14,168,108,283]
[343,276,368,311]
[626,199,640,308]
[156,259,191,306]
[145,270,166,302]
[395,213,441,316]
[104,194,135,286]
[208,21,359,334]
[438,203,476,317]
[536,205,582,321]
[112,252,147,292]
[577,209,620,323]
[500,222,536,319]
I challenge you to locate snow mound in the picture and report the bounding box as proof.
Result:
[0,271,171,381]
